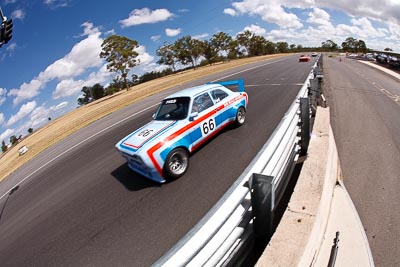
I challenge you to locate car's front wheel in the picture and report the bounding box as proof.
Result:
[163,147,189,180]
[234,107,246,127]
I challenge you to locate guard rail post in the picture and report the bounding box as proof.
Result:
[249,174,274,248]
[316,55,325,107]
[309,78,319,116]
[299,97,310,156]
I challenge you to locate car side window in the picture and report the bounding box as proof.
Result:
[192,92,214,113]
[210,89,228,103]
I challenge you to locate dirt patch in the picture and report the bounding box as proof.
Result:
[0,54,287,182]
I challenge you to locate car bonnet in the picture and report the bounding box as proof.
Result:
[117,120,179,154]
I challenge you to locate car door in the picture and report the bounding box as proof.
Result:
[189,91,216,150]
[209,88,232,126]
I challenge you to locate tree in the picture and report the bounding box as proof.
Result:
[248,35,268,56]
[100,35,140,90]
[342,37,357,53]
[356,39,367,53]
[211,32,233,60]
[265,41,276,54]
[384,47,393,51]
[236,30,253,56]
[1,141,7,153]
[321,40,338,52]
[296,44,303,51]
[77,86,91,105]
[227,39,241,59]
[28,128,33,134]
[174,36,203,68]
[200,40,218,65]
[156,42,177,71]
[131,74,139,85]
[77,84,105,105]
[276,42,289,53]
[9,135,17,145]
[91,83,105,100]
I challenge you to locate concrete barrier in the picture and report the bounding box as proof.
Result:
[256,107,341,266]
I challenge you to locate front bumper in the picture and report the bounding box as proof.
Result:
[121,152,166,183]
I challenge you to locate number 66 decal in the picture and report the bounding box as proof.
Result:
[201,118,216,136]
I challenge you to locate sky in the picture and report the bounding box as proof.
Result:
[0,0,399,145]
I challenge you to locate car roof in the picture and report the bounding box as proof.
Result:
[165,84,225,99]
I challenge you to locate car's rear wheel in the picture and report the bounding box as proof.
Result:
[163,147,189,180]
[235,107,246,127]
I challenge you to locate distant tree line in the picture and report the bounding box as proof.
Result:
[74,31,370,106]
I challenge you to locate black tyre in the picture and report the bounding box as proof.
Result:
[234,107,246,127]
[163,147,189,180]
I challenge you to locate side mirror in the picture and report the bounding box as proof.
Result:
[189,112,198,121]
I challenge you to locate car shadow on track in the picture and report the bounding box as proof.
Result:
[111,163,161,191]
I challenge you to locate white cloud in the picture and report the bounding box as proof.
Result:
[307,7,332,27]
[193,33,209,40]
[140,62,168,74]
[226,0,400,50]
[8,79,44,105]
[230,0,303,29]
[51,101,68,111]
[29,106,52,128]
[79,21,101,37]
[43,0,70,8]
[165,28,181,37]
[0,113,4,125]
[52,64,111,99]
[0,88,7,106]
[226,0,399,50]
[334,17,387,40]
[9,22,103,105]
[12,9,25,20]
[224,8,238,16]
[0,129,14,143]
[52,44,153,99]
[53,79,86,99]
[6,100,37,127]
[11,102,70,134]
[120,8,174,27]
[6,42,17,52]
[135,45,154,66]
[387,21,400,40]
[40,25,102,81]
[241,24,267,36]
[178,9,189,13]
[28,101,67,128]
[317,0,400,26]
[151,35,161,42]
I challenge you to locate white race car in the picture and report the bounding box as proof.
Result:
[115,79,248,183]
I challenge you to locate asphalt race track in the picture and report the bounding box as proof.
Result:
[0,55,316,266]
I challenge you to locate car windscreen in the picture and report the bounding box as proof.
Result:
[154,97,190,121]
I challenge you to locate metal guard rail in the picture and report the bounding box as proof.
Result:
[154,55,323,266]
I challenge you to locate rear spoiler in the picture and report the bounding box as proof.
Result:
[207,79,245,92]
